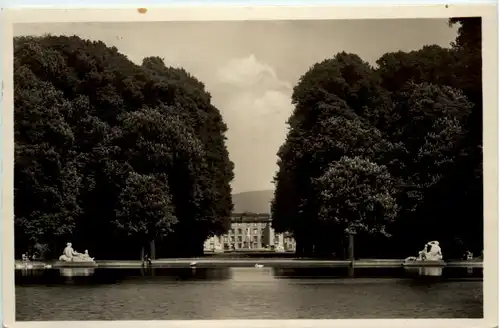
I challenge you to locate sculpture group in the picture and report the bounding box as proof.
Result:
[59,242,95,263]
[405,241,443,262]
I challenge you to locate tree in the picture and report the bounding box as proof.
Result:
[449,17,482,107]
[314,156,398,237]
[14,35,234,259]
[14,66,82,257]
[447,17,483,255]
[376,45,457,93]
[291,52,391,130]
[114,172,177,259]
[140,57,235,256]
[385,82,474,256]
[273,23,481,258]
[272,53,393,256]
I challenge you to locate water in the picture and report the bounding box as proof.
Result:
[15,267,483,320]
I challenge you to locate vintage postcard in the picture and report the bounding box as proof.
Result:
[1,4,498,328]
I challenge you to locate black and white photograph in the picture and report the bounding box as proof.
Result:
[6,6,496,324]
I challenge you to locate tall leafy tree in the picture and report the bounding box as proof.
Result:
[272,53,392,256]
[114,172,177,259]
[314,156,398,237]
[14,65,82,257]
[272,18,482,258]
[14,35,234,259]
[448,17,483,254]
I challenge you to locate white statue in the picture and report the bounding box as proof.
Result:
[79,250,95,261]
[59,243,95,263]
[405,241,443,262]
[424,241,443,260]
[404,256,417,262]
[59,242,79,262]
[72,249,95,263]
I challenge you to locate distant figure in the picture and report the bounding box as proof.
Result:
[143,254,152,266]
[465,251,473,260]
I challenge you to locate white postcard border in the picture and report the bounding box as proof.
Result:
[2,4,497,328]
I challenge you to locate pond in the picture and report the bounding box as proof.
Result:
[16,266,483,320]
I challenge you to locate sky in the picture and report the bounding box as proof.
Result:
[14,20,459,194]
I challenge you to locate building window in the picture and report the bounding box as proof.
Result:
[253,236,258,242]
[237,243,242,249]
[230,236,235,242]
[238,228,242,234]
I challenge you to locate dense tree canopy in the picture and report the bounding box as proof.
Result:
[272,18,483,258]
[315,156,399,237]
[14,35,234,259]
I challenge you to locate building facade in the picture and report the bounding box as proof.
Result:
[203,213,296,252]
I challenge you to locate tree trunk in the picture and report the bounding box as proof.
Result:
[348,233,355,263]
[339,236,345,260]
[149,239,156,260]
[53,240,58,260]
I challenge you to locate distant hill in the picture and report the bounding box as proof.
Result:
[232,190,274,214]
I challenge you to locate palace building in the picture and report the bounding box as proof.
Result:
[203,213,296,252]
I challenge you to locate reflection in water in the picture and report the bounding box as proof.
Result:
[19,268,45,277]
[229,267,275,282]
[16,266,483,320]
[419,267,443,277]
[136,267,233,282]
[274,267,353,279]
[404,267,443,277]
[60,268,95,277]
